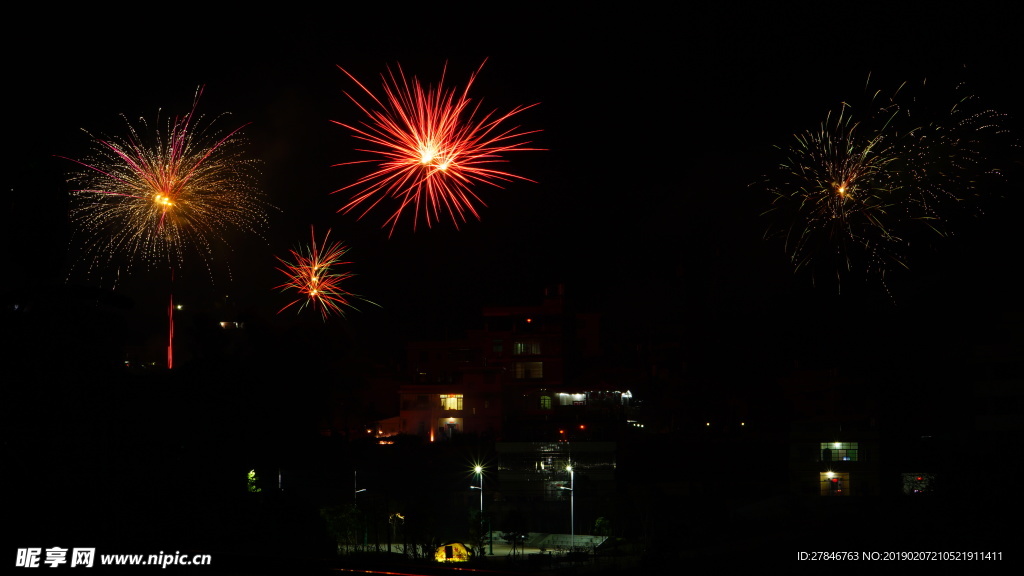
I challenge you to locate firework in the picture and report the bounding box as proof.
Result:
[63,87,268,277]
[761,78,1005,290]
[332,60,541,234]
[275,227,373,319]
[763,101,907,283]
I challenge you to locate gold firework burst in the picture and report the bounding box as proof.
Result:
[63,87,269,278]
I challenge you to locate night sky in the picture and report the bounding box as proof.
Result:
[7,7,1023,354]
[5,3,1024,567]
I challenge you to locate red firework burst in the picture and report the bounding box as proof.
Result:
[332,60,541,234]
[275,227,370,319]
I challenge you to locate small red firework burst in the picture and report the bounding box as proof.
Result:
[275,227,371,319]
[332,60,541,234]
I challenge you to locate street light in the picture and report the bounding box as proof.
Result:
[568,464,574,552]
[470,465,491,555]
[354,470,368,549]
[472,465,483,515]
[354,470,367,504]
[559,463,574,553]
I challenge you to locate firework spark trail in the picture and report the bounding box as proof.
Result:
[761,77,1006,291]
[62,86,269,279]
[332,60,541,235]
[772,103,906,278]
[275,227,374,319]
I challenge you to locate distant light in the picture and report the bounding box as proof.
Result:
[740,422,746,426]
[525,318,532,323]
[706,422,710,427]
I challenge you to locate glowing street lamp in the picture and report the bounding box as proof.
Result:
[473,465,484,516]
[559,463,575,552]
[568,464,574,551]
[470,464,491,554]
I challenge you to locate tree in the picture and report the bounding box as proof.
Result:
[320,505,362,554]
[594,516,612,537]
[467,509,488,557]
[500,508,529,558]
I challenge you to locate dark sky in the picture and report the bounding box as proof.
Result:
[5,4,1023,369]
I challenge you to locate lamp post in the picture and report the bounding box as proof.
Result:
[471,465,490,554]
[561,463,574,553]
[354,471,367,549]
[474,465,483,517]
[354,470,367,504]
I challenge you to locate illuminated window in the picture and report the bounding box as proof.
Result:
[540,395,552,410]
[819,471,850,496]
[514,340,541,355]
[820,442,859,462]
[514,362,543,379]
[439,394,463,410]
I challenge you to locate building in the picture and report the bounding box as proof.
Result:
[389,287,635,442]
